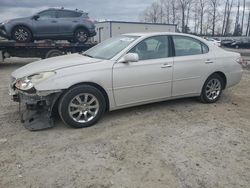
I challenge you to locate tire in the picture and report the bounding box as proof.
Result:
[12,26,32,42]
[199,74,224,103]
[74,28,89,43]
[58,85,106,128]
[45,49,63,59]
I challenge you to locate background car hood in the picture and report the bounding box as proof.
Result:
[8,17,30,23]
[12,53,102,79]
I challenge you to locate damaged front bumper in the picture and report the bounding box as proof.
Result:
[11,90,61,131]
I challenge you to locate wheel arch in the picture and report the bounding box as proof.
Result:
[208,71,227,89]
[74,26,90,36]
[11,24,33,38]
[53,82,110,115]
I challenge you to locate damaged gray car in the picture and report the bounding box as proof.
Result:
[9,33,243,130]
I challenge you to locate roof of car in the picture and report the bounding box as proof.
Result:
[47,8,86,13]
[123,32,199,38]
[123,32,215,48]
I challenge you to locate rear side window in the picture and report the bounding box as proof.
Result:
[57,10,82,18]
[39,10,57,19]
[173,36,209,56]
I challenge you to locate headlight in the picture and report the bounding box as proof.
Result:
[1,20,9,25]
[15,71,56,91]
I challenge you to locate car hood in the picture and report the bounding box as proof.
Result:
[12,53,103,79]
[8,17,31,23]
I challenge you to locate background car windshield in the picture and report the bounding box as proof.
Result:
[84,36,138,60]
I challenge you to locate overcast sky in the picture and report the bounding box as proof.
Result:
[0,0,154,22]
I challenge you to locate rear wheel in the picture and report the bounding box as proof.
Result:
[45,49,63,59]
[199,74,223,103]
[12,26,32,42]
[58,85,106,128]
[74,28,89,43]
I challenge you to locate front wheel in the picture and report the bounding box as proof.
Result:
[199,74,223,103]
[12,26,32,42]
[58,85,106,128]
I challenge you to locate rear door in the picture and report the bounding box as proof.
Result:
[33,10,59,36]
[171,35,214,96]
[57,10,82,35]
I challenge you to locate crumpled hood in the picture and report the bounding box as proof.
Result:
[12,53,102,79]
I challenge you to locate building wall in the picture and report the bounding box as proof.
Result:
[94,22,176,43]
[94,22,110,43]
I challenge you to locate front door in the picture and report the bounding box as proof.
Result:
[33,10,59,36]
[113,35,173,107]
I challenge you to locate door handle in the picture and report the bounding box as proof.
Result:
[73,20,78,23]
[51,20,57,23]
[205,60,213,64]
[161,63,172,68]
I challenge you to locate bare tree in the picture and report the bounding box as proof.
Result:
[141,2,161,23]
[224,0,233,35]
[186,0,193,29]
[194,5,199,33]
[170,0,177,24]
[178,0,191,32]
[246,6,250,36]
[140,0,244,35]
[209,0,220,36]
[198,0,207,35]
[159,0,164,23]
[163,0,170,24]
[233,0,240,36]
[221,0,229,35]
[241,0,246,35]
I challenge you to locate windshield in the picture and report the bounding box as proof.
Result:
[84,35,139,60]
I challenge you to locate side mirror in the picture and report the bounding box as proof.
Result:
[119,53,139,63]
[32,14,40,20]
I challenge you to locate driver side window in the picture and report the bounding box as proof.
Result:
[129,35,169,60]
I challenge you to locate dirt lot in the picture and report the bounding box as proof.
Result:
[0,58,250,188]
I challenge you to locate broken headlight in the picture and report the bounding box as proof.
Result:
[15,71,56,91]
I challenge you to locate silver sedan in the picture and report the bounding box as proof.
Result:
[10,32,243,130]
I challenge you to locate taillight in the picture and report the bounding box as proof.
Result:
[85,18,94,24]
[236,57,247,67]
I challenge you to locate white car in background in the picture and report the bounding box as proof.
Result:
[10,32,243,130]
[206,38,221,47]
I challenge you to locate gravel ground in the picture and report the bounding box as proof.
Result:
[0,58,250,188]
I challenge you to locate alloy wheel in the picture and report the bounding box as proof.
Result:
[205,78,221,100]
[14,28,29,41]
[76,31,88,42]
[68,93,99,123]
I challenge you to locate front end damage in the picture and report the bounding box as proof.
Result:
[10,88,61,131]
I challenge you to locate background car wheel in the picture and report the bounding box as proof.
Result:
[58,85,106,128]
[74,28,89,43]
[12,26,32,42]
[45,49,63,59]
[199,74,224,103]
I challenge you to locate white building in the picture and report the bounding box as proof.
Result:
[94,21,177,43]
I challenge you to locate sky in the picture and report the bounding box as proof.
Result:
[0,0,154,22]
